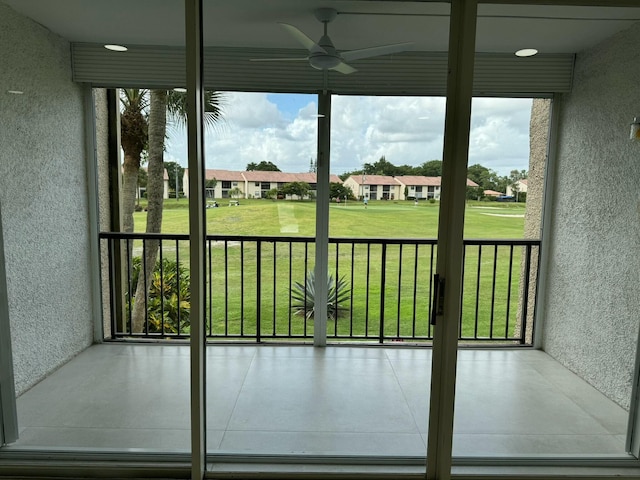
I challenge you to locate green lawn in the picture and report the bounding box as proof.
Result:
[127,199,531,342]
[135,198,526,238]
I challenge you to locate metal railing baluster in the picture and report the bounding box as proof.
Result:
[100,233,540,345]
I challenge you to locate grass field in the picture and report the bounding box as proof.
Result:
[135,198,526,238]
[125,199,532,341]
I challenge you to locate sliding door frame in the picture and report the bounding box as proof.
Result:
[0,201,18,446]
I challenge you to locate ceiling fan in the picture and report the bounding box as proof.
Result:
[251,8,413,74]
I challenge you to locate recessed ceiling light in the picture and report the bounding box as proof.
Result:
[173,87,187,93]
[515,48,538,57]
[7,90,24,95]
[104,44,128,52]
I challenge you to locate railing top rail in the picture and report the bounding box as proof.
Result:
[99,232,190,241]
[463,239,541,246]
[100,231,540,246]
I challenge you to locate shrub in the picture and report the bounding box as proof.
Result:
[291,270,350,321]
[128,257,191,334]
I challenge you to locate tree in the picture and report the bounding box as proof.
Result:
[420,160,442,177]
[123,89,223,332]
[205,178,217,198]
[130,90,167,332]
[329,182,355,200]
[229,187,243,199]
[467,164,511,193]
[363,156,398,176]
[466,164,492,190]
[339,169,364,181]
[508,169,528,202]
[120,89,223,226]
[265,188,279,199]
[466,186,485,201]
[120,89,149,233]
[281,181,310,199]
[246,161,280,171]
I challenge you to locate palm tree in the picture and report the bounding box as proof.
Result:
[126,89,223,332]
[120,89,148,233]
[119,89,223,230]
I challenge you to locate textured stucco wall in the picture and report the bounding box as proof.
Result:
[542,22,640,409]
[0,4,93,395]
[94,89,112,338]
[516,99,551,344]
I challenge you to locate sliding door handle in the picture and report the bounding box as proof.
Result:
[430,274,445,325]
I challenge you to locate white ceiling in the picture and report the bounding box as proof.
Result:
[4,0,640,55]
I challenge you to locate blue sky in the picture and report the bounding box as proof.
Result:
[165,93,532,176]
[266,93,316,121]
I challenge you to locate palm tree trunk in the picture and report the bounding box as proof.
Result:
[121,153,140,233]
[131,90,167,333]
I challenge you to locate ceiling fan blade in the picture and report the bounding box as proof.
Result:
[341,42,413,62]
[278,23,326,53]
[250,57,308,62]
[331,62,357,75]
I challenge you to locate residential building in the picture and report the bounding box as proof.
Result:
[343,174,402,200]
[183,168,245,199]
[183,169,342,199]
[344,174,479,200]
[506,178,528,197]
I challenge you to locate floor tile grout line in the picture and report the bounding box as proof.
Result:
[384,350,428,444]
[213,347,258,450]
[526,360,628,437]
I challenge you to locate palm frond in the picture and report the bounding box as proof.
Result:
[166,90,225,131]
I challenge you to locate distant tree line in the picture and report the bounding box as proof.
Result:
[339,156,443,180]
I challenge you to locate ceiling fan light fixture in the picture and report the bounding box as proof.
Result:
[309,55,341,70]
[515,48,538,57]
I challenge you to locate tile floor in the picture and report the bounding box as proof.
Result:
[10,344,628,458]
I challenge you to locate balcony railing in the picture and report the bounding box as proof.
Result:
[100,232,540,345]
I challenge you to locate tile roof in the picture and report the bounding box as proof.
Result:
[185,169,342,184]
[395,176,442,186]
[347,175,478,188]
[201,169,245,181]
[241,171,342,183]
[345,174,401,186]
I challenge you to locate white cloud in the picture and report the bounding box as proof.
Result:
[164,93,533,176]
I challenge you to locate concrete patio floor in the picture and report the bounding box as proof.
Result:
[9,344,629,458]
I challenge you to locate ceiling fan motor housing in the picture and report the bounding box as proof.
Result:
[309,34,342,69]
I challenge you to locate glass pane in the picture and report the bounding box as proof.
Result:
[204,1,450,460]
[4,0,190,453]
[453,3,640,458]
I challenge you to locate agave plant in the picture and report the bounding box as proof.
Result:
[291,270,351,321]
